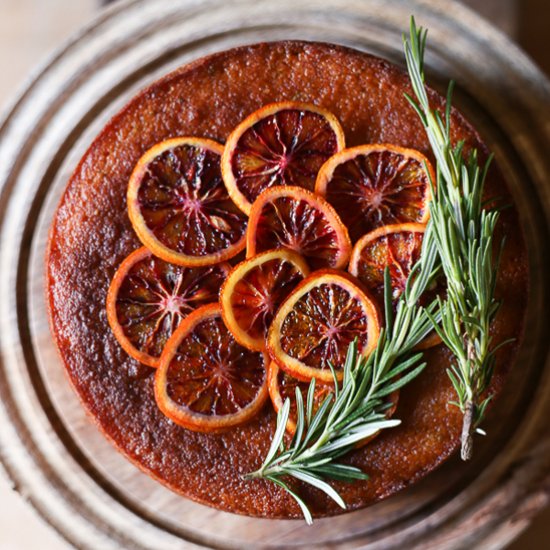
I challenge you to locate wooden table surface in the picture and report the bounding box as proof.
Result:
[0,1,547,548]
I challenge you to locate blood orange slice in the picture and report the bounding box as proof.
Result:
[106,247,229,367]
[246,186,351,270]
[267,361,334,435]
[220,249,309,351]
[315,144,434,241]
[267,270,380,383]
[268,362,398,445]
[128,137,247,267]
[349,223,426,304]
[349,223,442,349]
[221,102,345,214]
[155,303,269,432]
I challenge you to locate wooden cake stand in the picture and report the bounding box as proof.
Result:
[0,0,549,547]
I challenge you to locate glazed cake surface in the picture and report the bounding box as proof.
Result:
[46,40,528,518]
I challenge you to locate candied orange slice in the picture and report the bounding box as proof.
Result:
[220,249,309,351]
[349,223,426,303]
[246,186,351,270]
[315,144,434,241]
[267,361,334,435]
[106,247,229,367]
[155,304,269,432]
[267,270,380,383]
[128,137,247,267]
[349,223,442,349]
[268,362,398,445]
[221,102,345,214]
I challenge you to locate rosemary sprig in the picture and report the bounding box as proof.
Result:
[244,17,506,521]
[245,241,440,523]
[403,18,506,459]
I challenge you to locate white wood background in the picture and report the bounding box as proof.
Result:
[0,8,95,550]
[0,0,547,548]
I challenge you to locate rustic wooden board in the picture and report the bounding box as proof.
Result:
[0,0,549,548]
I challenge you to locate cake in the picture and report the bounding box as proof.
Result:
[46,40,528,518]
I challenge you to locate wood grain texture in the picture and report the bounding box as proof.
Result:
[0,0,549,548]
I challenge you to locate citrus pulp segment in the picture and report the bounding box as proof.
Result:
[267,270,380,383]
[155,303,269,432]
[246,186,351,270]
[315,144,434,241]
[221,101,345,214]
[220,249,310,351]
[106,247,229,367]
[127,137,247,266]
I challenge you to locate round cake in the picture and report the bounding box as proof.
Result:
[46,40,528,518]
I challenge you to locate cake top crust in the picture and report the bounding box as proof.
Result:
[46,40,528,518]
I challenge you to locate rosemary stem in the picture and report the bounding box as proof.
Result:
[243,470,262,480]
[461,400,475,461]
